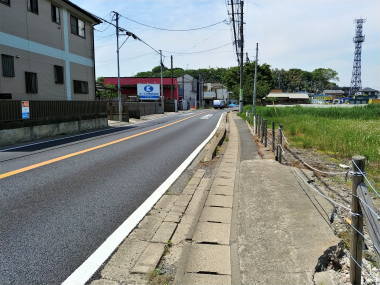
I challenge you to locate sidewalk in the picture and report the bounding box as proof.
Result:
[175,113,340,284]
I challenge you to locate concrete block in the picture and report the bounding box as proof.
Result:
[101,240,149,280]
[182,273,231,285]
[171,222,192,244]
[171,205,187,214]
[186,244,231,275]
[164,211,182,223]
[151,222,177,243]
[174,194,192,207]
[132,243,166,274]
[199,207,232,224]
[213,177,235,188]
[209,185,233,196]
[193,222,230,245]
[128,215,162,241]
[154,195,178,211]
[206,195,233,208]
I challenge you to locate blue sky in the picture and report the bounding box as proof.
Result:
[72,0,380,89]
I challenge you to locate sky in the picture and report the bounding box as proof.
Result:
[72,0,380,89]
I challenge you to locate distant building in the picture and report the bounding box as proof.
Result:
[360,87,379,97]
[265,92,310,105]
[177,74,198,109]
[202,83,229,107]
[0,0,100,100]
[323,90,345,98]
[103,77,179,101]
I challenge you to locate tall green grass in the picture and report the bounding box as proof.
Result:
[242,105,380,188]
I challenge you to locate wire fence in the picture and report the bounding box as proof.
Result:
[245,111,380,285]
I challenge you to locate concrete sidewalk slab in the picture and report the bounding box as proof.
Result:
[199,207,232,224]
[205,194,233,208]
[193,222,230,245]
[185,244,231,275]
[237,159,339,285]
[182,273,231,285]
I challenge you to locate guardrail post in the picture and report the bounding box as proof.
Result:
[350,156,365,285]
[272,121,275,152]
[261,119,265,143]
[279,124,283,147]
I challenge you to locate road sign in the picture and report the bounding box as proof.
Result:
[21,101,30,119]
[137,84,160,100]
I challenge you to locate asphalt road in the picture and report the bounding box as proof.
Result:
[0,110,223,285]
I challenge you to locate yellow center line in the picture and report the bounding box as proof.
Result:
[0,112,207,180]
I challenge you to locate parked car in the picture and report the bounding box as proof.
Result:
[213,100,226,109]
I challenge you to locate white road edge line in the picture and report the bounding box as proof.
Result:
[62,112,225,285]
[0,112,191,152]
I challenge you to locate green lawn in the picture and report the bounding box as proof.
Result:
[241,105,380,189]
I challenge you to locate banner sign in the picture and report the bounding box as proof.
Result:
[137,84,160,100]
[21,101,30,119]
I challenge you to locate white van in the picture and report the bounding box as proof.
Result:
[213,100,226,109]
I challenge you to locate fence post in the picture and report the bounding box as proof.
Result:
[279,124,283,147]
[350,156,365,285]
[272,121,275,152]
[264,120,268,147]
[261,119,265,143]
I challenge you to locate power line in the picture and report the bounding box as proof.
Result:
[162,42,233,55]
[121,15,228,32]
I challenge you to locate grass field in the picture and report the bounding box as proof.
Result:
[241,104,380,189]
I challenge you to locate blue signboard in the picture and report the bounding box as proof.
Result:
[137,84,160,100]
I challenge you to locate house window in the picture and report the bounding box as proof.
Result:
[0,94,12,99]
[1,54,15,77]
[51,4,60,24]
[70,15,86,38]
[25,72,38,93]
[73,80,89,94]
[54,65,64,84]
[0,0,10,6]
[28,0,38,14]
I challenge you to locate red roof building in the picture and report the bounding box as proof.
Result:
[103,77,179,100]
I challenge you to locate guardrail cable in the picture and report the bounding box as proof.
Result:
[292,168,353,214]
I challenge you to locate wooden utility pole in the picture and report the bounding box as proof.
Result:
[170,55,174,100]
[350,156,365,285]
[113,11,122,122]
[239,0,244,113]
[159,50,164,107]
[252,42,258,113]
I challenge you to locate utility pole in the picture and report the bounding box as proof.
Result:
[239,0,244,113]
[159,50,164,106]
[252,42,258,113]
[114,11,122,122]
[170,55,174,100]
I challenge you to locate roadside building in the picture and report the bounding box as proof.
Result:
[203,83,228,107]
[360,87,379,97]
[0,0,100,101]
[177,74,197,110]
[323,90,345,99]
[103,77,179,101]
[265,92,310,105]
